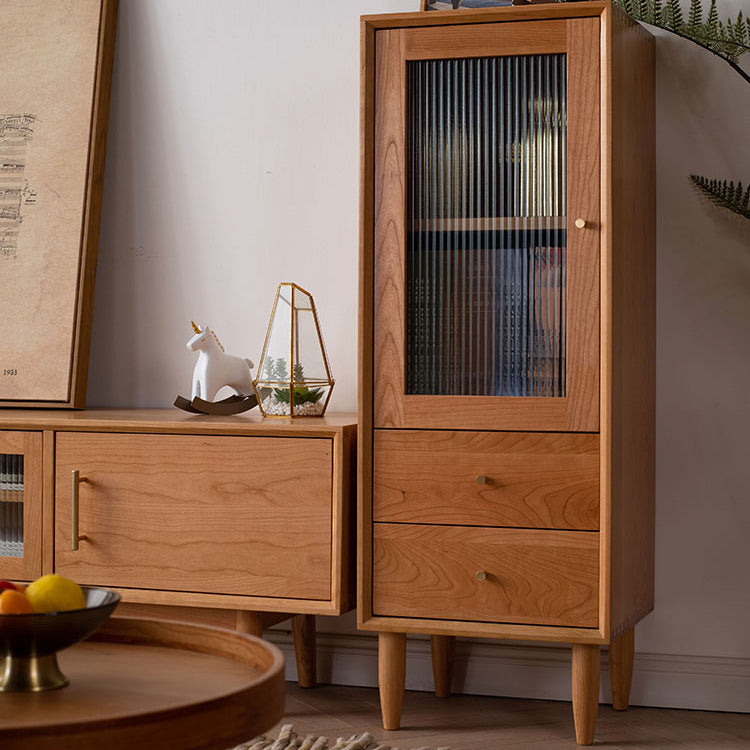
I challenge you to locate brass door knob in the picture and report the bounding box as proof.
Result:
[476,475,487,485]
[475,570,488,581]
[574,218,587,229]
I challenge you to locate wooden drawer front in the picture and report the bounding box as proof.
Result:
[374,431,599,530]
[54,433,332,600]
[373,523,598,627]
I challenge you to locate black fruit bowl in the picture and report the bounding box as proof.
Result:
[0,586,120,691]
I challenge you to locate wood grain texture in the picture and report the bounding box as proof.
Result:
[364,2,611,29]
[54,432,333,599]
[431,634,455,698]
[292,614,317,688]
[373,524,599,627]
[565,17,601,433]
[606,6,656,642]
[70,0,118,408]
[374,430,599,530]
[402,21,566,59]
[358,17,376,627]
[373,28,407,429]
[42,430,55,574]
[572,643,601,745]
[0,617,285,750]
[115,601,238,629]
[360,615,605,644]
[0,409,357,436]
[609,626,634,710]
[0,430,43,581]
[379,631,406,730]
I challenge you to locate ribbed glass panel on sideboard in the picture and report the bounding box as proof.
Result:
[406,54,567,398]
[0,453,24,558]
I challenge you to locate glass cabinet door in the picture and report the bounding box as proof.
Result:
[373,19,600,432]
[0,431,42,581]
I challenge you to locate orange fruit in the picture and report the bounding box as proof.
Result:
[0,589,34,614]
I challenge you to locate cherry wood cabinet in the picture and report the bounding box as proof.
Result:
[0,409,356,688]
[359,2,654,744]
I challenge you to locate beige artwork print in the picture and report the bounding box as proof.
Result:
[0,0,102,401]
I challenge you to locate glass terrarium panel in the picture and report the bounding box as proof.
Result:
[261,288,294,380]
[293,307,329,383]
[0,454,24,558]
[406,54,567,397]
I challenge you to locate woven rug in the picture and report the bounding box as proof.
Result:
[229,723,452,750]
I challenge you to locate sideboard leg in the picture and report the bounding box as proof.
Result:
[609,627,635,710]
[292,614,317,688]
[236,610,264,638]
[572,643,600,746]
[379,631,406,730]
[431,634,454,698]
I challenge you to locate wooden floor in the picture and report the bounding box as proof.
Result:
[265,683,750,749]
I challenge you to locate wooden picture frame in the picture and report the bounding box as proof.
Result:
[0,0,118,409]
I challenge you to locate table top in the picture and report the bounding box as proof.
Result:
[0,617,286,750]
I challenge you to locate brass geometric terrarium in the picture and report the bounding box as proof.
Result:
[253,282,334,417]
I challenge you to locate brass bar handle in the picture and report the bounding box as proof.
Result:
[71,470,88,551]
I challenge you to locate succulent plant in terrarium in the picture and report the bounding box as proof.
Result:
[268,361,324,406]
[253,283,335,417]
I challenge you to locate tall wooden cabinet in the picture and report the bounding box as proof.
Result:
[358,2,654,744]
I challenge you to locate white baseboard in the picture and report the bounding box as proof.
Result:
[265,630,750,714]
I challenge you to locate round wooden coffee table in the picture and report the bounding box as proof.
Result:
[0,617,285,750]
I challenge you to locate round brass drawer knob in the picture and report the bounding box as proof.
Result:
[476,475,488,485]
[475,571,488,582]
[574,218,587,229]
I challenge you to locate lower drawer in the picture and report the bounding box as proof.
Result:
[373,523,599,627]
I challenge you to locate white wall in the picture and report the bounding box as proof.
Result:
[89,0,750,711]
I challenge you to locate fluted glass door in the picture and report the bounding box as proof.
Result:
[372,19,600,431]
[406,54,566,398]
[0,432,42,580]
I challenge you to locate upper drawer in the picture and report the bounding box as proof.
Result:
[374,430,599,530]
[54,433,332,600]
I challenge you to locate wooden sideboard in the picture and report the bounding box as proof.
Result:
[0,409,356,687]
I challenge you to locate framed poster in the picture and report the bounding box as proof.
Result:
[0,0,118,408]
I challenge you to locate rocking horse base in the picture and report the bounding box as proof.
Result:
[173,394,258,416]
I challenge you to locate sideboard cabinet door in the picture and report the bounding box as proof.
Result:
[54,432,333,600]
[0,431,42,581]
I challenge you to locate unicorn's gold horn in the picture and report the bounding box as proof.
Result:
[191,320,201,334]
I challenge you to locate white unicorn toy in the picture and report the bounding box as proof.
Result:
[186,321,255,402]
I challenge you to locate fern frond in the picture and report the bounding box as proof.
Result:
[690,175,750,219]
[666,0,684,30]
[687,0,702,30]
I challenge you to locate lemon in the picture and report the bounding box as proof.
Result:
[25,574,86,613]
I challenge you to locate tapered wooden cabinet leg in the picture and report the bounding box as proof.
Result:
[572,643,600,746]
[431,634,455,698]
[292,614,317,688]
[379,632,406,730]
[236,610,264,638]
[609,627,635,711]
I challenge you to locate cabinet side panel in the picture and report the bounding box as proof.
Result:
[608,11,655,640]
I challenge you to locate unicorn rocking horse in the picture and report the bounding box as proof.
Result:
[173,321,259,415]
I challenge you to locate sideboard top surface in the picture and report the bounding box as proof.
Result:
[0,409,357,437]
